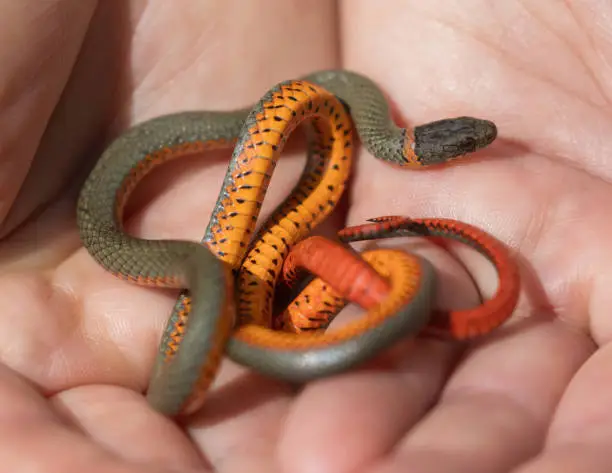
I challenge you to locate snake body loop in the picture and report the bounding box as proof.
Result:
[337,216,521,339]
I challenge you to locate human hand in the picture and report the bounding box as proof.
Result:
[0,1,606,472]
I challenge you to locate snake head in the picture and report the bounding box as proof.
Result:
[406,117,497,166]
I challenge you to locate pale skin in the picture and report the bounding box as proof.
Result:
[0,0,610,472]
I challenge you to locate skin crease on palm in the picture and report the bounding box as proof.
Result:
[3,0,612,471]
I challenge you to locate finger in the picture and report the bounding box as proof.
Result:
[512,344,612,473]
[53,384,207,471]
[0,0,97,236]
[0,254,172,392]
[0,362,174,472]
[188,363,294,472]
[280,340,460,473]
[370,320,593,473]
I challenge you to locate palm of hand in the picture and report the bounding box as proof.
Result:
[0,2,607,472]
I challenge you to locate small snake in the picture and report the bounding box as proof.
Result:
[76,70,498,416]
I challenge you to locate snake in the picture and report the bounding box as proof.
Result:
[76,70,498,416]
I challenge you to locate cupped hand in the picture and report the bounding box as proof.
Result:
[0,1,609,472]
